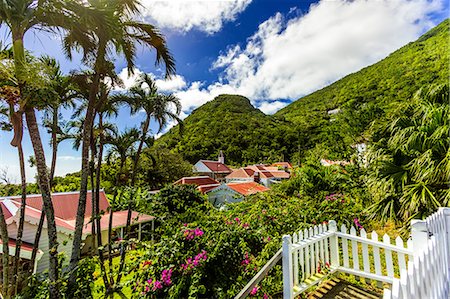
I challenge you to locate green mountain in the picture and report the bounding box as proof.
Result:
[157,20,449,165]
[156,94,297,165]
[275,19,449,152]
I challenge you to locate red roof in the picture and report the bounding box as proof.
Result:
[226,168,253,179]
[79,211,154,234]
[0,238,34,252]
[2,191,154,235]
[270,171,291,179]
[271,162,293,169]
[1,202,13,220]
[200,160,232,173]
[10,191,109,221]
[197,184,220,193]
[174,176,219,186]
[227,182,269,196]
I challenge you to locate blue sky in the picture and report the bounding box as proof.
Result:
[0,0,448,182]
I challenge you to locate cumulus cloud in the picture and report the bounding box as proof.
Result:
[122,0,444,126]
[116,68,187,93]
[210,0,443,101]
[139,0,252,34]
[258,101,289,115]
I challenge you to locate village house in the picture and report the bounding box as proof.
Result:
[225,163,291,187]
[193,151,232,181]
[0,190,154,274]
[174,176,220,193]
[206,181,269,208]
[173,175,269,208]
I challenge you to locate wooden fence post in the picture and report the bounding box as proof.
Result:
[329,220,339,268]
[282,235,293,299]
[411,220,428,260]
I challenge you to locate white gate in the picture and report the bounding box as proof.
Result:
[281,208,450,299]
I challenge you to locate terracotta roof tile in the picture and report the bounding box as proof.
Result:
[197,184,220,193]
[174,176,219,186]
[227,182,269,196]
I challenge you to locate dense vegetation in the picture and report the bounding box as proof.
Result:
[0,5,447,297]
[158,19,449,164]
[157,94,297,165]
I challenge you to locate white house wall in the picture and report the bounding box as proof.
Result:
[207,187,243,207]
[6,221,73,273]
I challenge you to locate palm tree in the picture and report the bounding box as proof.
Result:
[112,74,182,282]
[41,57,78,186]
[114,74,182,185]
[0,2,82,295]
[366,84,449,223]
[102,128,139,297]
[60,1,176,284]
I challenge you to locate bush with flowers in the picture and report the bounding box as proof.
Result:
[97,162,371,298]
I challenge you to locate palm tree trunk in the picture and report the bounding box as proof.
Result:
[89,134,97,251]
[49,107,58,186]
[68,71,99,288]
[94,114,110,289]
[11,28,58,298]
[29,212,44,276]
[12,143,26,295]
[0,202,9,298]
[131,116,150,186]
[24,108,60,299]
[116,117,149,283]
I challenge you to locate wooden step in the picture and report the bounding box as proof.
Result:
[306,278,382,299]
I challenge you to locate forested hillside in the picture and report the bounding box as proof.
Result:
[276,19,449,156]
[157,19,449,164]
[156,94,298,165]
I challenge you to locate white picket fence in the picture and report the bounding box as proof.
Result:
[281,207,450,299]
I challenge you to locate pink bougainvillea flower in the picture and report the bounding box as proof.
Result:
[250,286,259,296]
[353,218,363,229]
[263,293,269,299]
[153,280,163,290]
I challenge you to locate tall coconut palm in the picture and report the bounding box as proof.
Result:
[0,2,82,296]
[60,1,176,285]
[366,84,449,223]
[118,73,183,186]
[40,56,78,186]
[112,74,182,282]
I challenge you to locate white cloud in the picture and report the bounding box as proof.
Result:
[209,0,443,102]
[155,75,187,92]
[116,68,187,93]
[258,101,288,115]
[139,0,252,34]
[124,0,444,130]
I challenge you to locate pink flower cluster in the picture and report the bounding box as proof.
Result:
[353,218,364,230]
[325,193,345,203]
[183,227,204,240]
[241,252,253,272]
[250,286,259,296]
[142,268,172,294]
[181,250,208,272]
[225,217,250,229]
[161,269,172,286]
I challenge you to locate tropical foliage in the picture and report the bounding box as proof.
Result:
[366,84,449,222]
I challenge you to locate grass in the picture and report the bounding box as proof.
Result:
[92,250,143,299]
